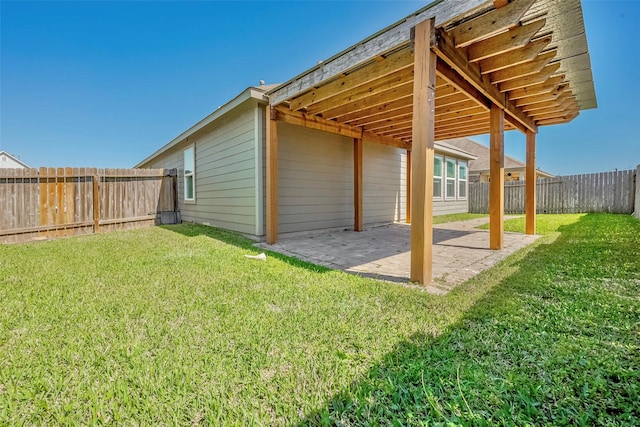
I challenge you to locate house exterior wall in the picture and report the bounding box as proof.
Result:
[276,124,469,234]
[363,143,406,225]
[142,101,259,235]
[277,122,354,234]
[433,199,468,215]
[141,99,471,238]
[0,153,28,169]
[432,152,470,215]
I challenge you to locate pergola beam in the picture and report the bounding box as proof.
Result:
[507,75,566,100]
[499,62,562,92]
[321,82,414,120]
[347,106,413,127]
[467,19,546,62]
[305,67,414,116]
[451,0,535,48]
[489,51,557,84]
[272,106,411,150]
[433,27,538,134]
[479,37,552,74]
[335,96,412,123]
[290,48,413,111]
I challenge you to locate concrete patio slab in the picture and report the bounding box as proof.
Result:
[256,218,540,294]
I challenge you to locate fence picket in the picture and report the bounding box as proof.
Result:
[470,168,637,214]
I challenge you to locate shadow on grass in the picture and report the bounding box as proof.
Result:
[294,213,640,426]
[158,223,335,275]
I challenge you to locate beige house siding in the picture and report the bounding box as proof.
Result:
[142,101,259,235]
[278,122,354,234]
[433,199,468,215]
[140,98,471,239]
[363,143,406,225]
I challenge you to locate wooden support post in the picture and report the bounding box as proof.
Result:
[354,138,363,231]
[406,150,411,224]
[489,104,504,249]
[410,18,436,285]
[525,130,537,235]
[266,105,279,244]
[93,174,100,233]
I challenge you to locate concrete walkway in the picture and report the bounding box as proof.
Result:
[256,217,539,294]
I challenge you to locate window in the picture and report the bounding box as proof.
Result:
[433,155,443,199]
[184,145,195,202]
[458,161,468,198]
[445,157,456,198]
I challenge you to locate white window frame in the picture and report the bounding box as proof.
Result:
[184,144,196,203]
[458,160,468,200]
[433,155,444,200]
[445,157,457,200]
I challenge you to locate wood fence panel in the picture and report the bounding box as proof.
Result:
[470,168,637,215]
[1,168,177,243]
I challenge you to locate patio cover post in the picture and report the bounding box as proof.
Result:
[489,104,504,250]
[410,18,436,284]
[266,105,279,244]
[526,130,536,235]
[406,150,411,224]
[354,138,363,231]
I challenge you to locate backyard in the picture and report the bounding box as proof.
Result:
[1,213,638,425]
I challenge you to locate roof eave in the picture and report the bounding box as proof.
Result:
[434,143,477,160]
[136,87,269,167]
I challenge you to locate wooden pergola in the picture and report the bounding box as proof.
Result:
[264,0,596,284]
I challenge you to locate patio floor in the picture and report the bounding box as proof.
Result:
[256,217,540,294]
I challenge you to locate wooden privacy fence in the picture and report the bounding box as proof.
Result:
[0,168,178,243]
[469,168,637,215]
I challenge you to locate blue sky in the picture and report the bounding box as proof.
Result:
[1,1,638,175]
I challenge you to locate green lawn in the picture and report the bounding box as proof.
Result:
[476,213,590,235]
[1,214,638,425]
[432,213,487,224]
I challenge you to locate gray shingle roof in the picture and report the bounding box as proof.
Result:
[439,137,553,177]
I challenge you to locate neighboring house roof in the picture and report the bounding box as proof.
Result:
[439,138,554,177]
[435,140,476,161]
[0,151,31,168]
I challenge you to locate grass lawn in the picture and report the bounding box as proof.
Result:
[1,214,638,425]
[476,213,588,235]
[432,213,487,224]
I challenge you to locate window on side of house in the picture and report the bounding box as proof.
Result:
[458,161,468,199]
[445,157,456,199]
[184,145,195,203]
[433,155,443,199]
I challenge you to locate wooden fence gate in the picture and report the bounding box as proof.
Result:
[0,168,178,243]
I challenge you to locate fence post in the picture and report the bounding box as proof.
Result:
[635,165,640,219]
[93,174,100,232]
